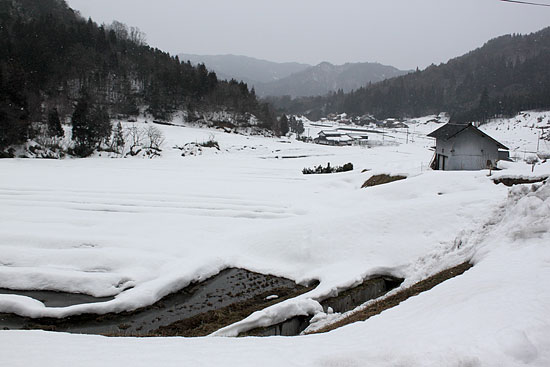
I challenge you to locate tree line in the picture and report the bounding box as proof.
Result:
[0,0,279,155]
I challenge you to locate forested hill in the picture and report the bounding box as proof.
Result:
[255,61,409,98]
[272,27,550,123]
[0,0,278,152]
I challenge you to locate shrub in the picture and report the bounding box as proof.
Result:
[303,162,353,175]
[199,134,220,150]
[69,144,95,158]
[340,163,354,172]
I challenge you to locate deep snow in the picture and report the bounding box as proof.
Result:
[1,112,549,366]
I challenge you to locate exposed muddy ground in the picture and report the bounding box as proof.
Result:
[0,268,317,337]
[362,174,407,188]
[493,176,548,186]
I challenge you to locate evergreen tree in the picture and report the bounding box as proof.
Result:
[279,114,289,136]
[89,106,112,146]
[0,63,29,150]
[0,102,28,150]
[71,96,90,148]
[47,108,64,138]
[111,121,125,153]
[71,94,111,156]
[289,116,305,136]
[477,88,491,122]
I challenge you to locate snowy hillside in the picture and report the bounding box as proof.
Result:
[1,113,549,366]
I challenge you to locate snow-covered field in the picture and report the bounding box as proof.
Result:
[1,113,549,366]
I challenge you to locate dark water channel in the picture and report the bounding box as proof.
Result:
[0,270,403,337]
[0,289,114,307]
[244,276,404,337]
[0,268,315,336]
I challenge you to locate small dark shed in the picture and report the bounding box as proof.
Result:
[428,123,509,171]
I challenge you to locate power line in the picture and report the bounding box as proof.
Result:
[500,0,550,7]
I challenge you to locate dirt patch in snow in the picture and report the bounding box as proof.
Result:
[362,174,407,188]
[493,176,548,187]
[309,262,473,334]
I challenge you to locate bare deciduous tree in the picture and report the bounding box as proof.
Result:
[126,123,144,155]
[109,20,128,40]
[129,26,147,46]
[146,126,165,150]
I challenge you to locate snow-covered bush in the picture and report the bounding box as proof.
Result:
[124,123,165,157]
[525,155,539,165]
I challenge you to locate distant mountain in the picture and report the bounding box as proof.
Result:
[178,54,409,98]
[178,54,310,85]
[255,62,411,98]
[273,27,550,122]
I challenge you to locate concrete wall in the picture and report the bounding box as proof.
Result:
[436,128,499,170]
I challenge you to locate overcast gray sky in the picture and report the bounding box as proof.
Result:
[65,0,550,70]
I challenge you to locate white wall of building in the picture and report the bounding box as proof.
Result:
[436,129,499,170]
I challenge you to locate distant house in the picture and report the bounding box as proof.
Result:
[428,123,509,171]
[356,115,377,126]
[315,131,353,146]
[351,134,369,146]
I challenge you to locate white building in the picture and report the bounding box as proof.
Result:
[428,123,509,171]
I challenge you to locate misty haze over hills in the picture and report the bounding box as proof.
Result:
[178,54,310,86]
[257,61,410,98]
[178,54,410,98]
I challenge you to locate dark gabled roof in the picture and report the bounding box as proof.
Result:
[428,123,509,150]
[427,123,470,140]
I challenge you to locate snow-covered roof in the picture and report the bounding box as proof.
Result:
[326,135,353,142]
